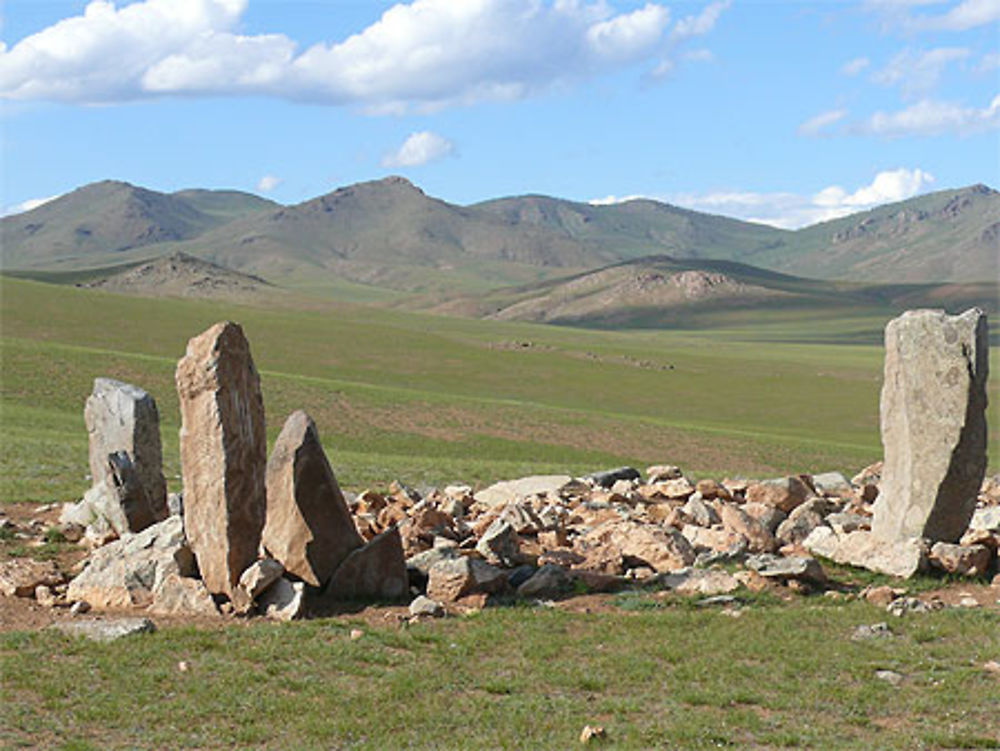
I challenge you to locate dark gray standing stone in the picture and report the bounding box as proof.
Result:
[323,527,408,602]
[262,410,363,588]
[84,378,168,521]
[176,322,267,599]
[873,309,989,543]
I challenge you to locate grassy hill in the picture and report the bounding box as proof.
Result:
[430,254,998,329]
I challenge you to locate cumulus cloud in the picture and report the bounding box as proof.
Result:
[0,0,685,111]
[1,194,60,216]
[591,168,937,229]
[975,51,1000,72]
[863,94,1000,135]
[841,57,870,75]
[798,108,849,136]
[256,174,282,192]
[871,47,970,99]
[381,131,455,167]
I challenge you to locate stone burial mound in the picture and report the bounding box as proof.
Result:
[2,308,997,629]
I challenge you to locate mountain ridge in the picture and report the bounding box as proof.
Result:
[2,177,996,291]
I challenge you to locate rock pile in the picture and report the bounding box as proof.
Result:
[3,309,995,623]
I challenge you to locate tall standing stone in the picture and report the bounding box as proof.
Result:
[873,308,989,543]
[176,322,267,598]
[84,378,168,521]
[262,410,363,587]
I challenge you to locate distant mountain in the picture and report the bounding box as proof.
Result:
[2,178,995,295]
[0,180,276,271]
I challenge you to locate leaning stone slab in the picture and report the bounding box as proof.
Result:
[262,410,363,587]
[873,309,989,544]
[50,617,156,642]
[323,527,408,602]
[85,378,167,520]
[176,322,267,599]
[804,526,927,578]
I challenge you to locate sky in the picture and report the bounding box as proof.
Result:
[1,0,998,228]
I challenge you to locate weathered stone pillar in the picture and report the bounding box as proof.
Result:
[84,378,167,521]
[176,322,267,598]
[872,308,989,543]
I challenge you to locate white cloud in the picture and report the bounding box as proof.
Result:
[798,108,848,136]
[682,48,715,63]
[909,0,1000,30]
[381,131,454,168]
[864,94,1000,135]
[0,0,684,111]
[866,0,1000,30]
[871,47,970,99]
[669,0,731,43]
[975,51,1000,72]
[256,174,282,192]
[591,168,937,229]
[841,57,870,75]
[2,194,60,216]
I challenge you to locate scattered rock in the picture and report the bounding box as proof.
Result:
[584,467,640,488]
[426,557,507,603]
[875,669,903,687]
[262,410,363,587]
[50,617,156,642]
[176,321,267,599]
[646,465,682,482]
[745,554,827,585]
[517,564,571,598]
[863,585,905,607]
[929,542,993,576]
[323,526,408,602]
[66,516,195,609]
[886,597,942,617]
[149,574,218,617]
[873,308,988,543]
[804,527,927,578]
[580,725,606,744]
[476,519,521,567]
[851,622,893,641]
[234,559,285,613]
[718,504,776,553]
[409,595,445,618]
[657,568,740,596]
[745,476,813,513]
[258,577,305,621]
[473,475,574,508]
[0,559,63,597]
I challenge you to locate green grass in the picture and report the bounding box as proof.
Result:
[2,277,997,503]
[2,600,998,749]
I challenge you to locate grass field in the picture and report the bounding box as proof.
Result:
[3,595,999,750]
[2,276,997,503]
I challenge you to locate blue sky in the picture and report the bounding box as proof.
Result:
[1,0,998,227]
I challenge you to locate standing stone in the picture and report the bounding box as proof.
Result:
[84,378,168,521]
[262,411,363,587]
[176,322,266,599]
[323,527,408,602]
[873,309,989,544]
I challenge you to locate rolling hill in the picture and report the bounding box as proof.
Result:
[430,254,998,328]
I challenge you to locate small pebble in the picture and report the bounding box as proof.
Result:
[349,628,364,640]
[177,661,190,672]
[69,600,91,615]
[580,725,606,744]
